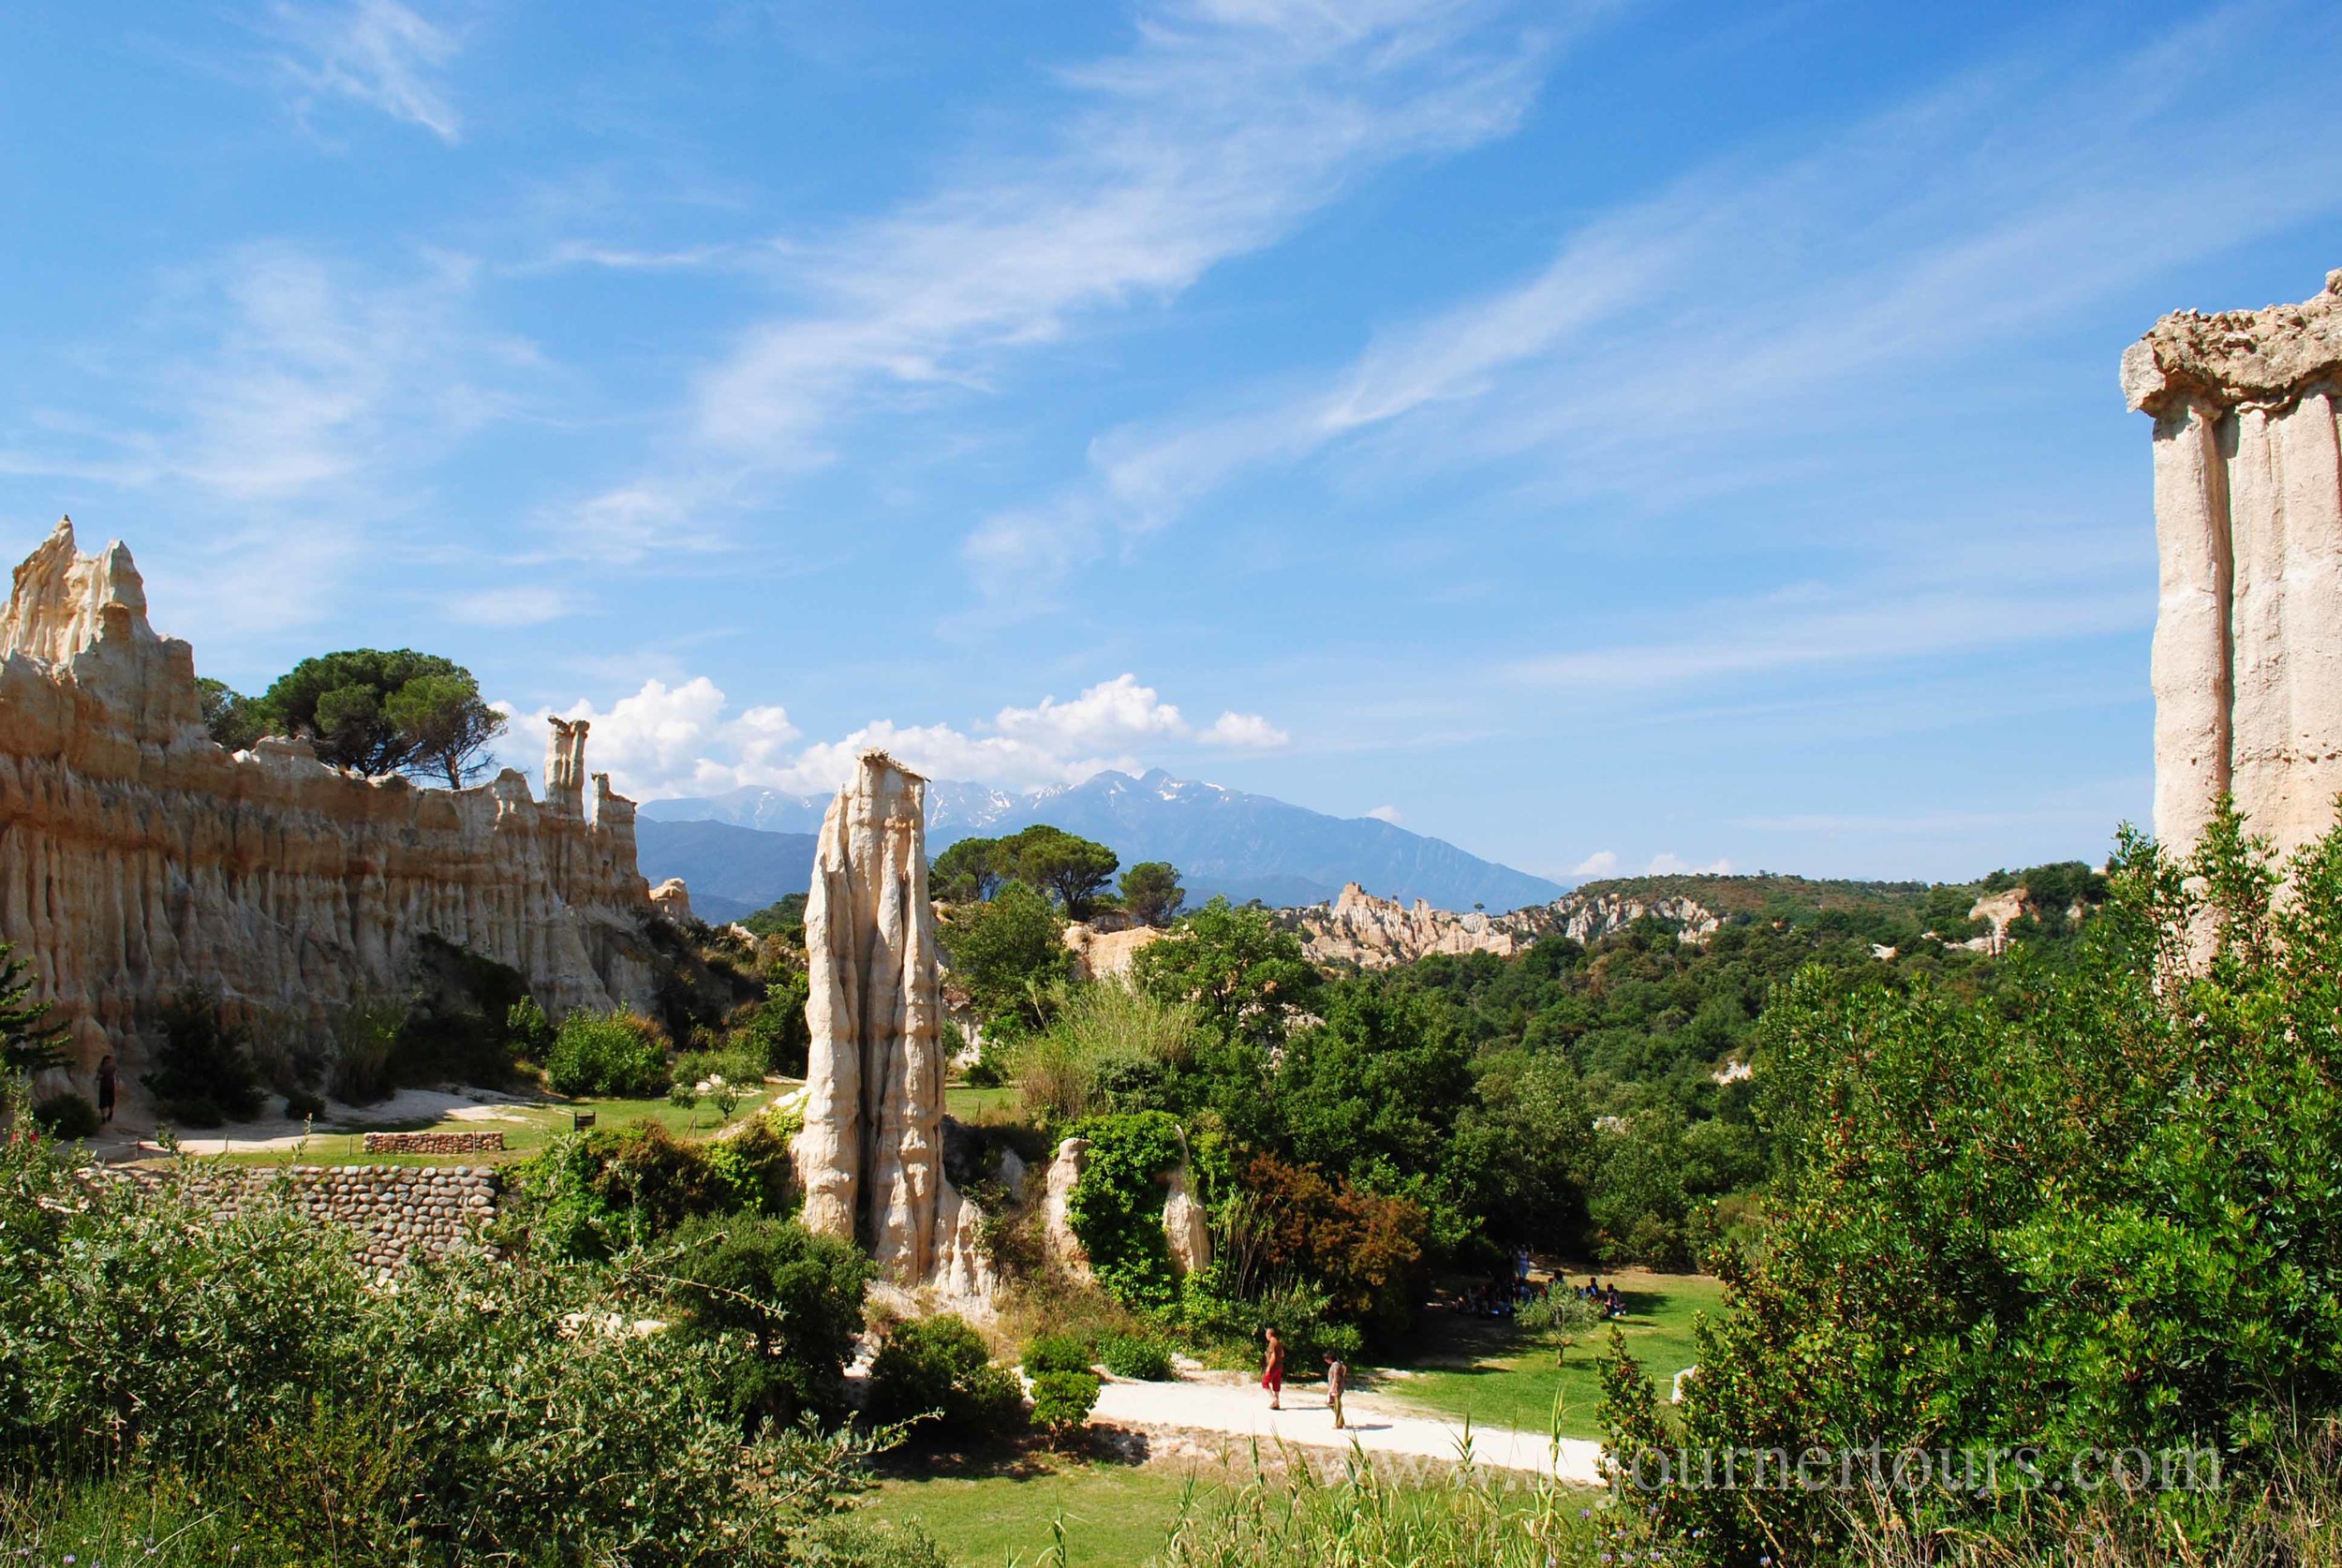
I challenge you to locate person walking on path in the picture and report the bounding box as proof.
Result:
[1324,1350,1348,1429]
[95,1055,116,1125]
[1261,1327,1285,1411]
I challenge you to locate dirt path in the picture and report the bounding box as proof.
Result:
[1086,1368,1604,1483]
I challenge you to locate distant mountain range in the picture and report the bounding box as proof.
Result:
[636,767,1564,919]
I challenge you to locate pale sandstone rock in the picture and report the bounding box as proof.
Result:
[1288,881,1722,969]
[1041,1130,1211,1282]
[1041,1136,1095,1287]
[1062,922,1165,981]
[0,521,658,1102]
[794,751,990,1298]
[648,878,695,925]
[2129,272,2342,861]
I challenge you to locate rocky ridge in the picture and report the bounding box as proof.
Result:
[1286,881,1724,970]
[0,520,662,1104]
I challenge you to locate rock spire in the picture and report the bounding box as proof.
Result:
[794,751,989,1297]
[2127,270,2342,860]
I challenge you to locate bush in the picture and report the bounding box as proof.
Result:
[283,1087,326,1120]
[1098,1331,1173,1381]
[0,1107,929,1564]
[1028,1369,1101,1442]
[326,998,403,1105]
[1063,1110,1187,1310]
[664,1214,871,1434]
[1021,1332,1096,1375]
[502,1120,789,1261]
[143,988,266,1122]
[505,995,554,1060]
[866,1315,1029,1444]
[1603,804,2342,1564]
[545,1010,669,1097]
[29,1091,98,1140]
[732,972,810,1077]
[674,1046,763,1092]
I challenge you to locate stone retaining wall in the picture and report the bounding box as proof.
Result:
[362,1130,507,1154]
[168,1163,501,1271]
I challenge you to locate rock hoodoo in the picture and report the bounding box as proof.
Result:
[2127,270,2342,861]
[0,520,660,1095]
[794,751,989,1299]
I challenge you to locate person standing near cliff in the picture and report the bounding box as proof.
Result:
[1262,1326,1285,1411]
[95,1055,116,1125]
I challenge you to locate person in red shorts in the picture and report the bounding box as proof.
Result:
[1261,1326,1285,1410]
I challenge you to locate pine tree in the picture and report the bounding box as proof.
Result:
[0,942,65,1075]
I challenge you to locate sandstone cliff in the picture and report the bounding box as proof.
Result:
[1286,880,1722,969]
[794,751,989,1300]
[0,520,660,1098]
[2127,270,2342,861]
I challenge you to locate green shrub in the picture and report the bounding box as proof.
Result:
[674,1046,763,1092]
[505,994,554,1060]
[143,988,266,1122]
[1605,803,2342,1565]
[502,1120,787,1260]
[1098,1331,1173,1381]
[1028,1368,1100,1442]
[283,1087,326,1120]
[866,1314,1029,1444]
[1021,1332,1096,1375]
[732,972,810,1077]
[326,998,403,1104]
[664,1214,870,1433]
[545,1010,669,1097]
[29,1091,98,1140]
[1063,1110,1186,1310]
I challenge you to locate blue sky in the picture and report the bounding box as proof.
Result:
[5,0,2340,885]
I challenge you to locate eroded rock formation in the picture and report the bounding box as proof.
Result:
[2127,270,2342,860]
[0,521,659,1097]
[647,878,695,925]
[1287,881,1722,969]
[794,751,989,1298]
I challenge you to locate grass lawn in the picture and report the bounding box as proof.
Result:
[1375,1270,1724,1441]
[945,1082,1020,1123]
[859,1453,1219,1568]
[202,1086,778,1168]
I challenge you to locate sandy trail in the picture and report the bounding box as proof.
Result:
[1086,1368,1604,1483]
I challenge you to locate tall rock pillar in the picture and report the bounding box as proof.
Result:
[2126,270,2342,863]
[795,751,988,1297]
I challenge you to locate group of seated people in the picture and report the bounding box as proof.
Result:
[1457,1254,1629,1321]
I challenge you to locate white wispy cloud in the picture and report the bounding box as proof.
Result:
[1365,804,1404,825]
[1012,6,2342,580]
[446,584,576,627]
[266,0,466,143]
[580,0,1573,561]
[0,244,537,645]
[1570,850,1618,877]
[507,671,1288,799]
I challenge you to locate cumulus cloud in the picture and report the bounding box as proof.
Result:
[1570,850,1618,877]
[1647,852,1733,876]
[502,671,1285,800]
[1365,804,1403,825]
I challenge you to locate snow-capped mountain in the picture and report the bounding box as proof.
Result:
[638,768,1564,915]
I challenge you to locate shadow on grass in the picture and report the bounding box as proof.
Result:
[869,1427,1154,1486]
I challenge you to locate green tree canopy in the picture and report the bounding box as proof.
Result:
[931,837,1005,904]
[196,677,267,752]
[1001,824,1119,919]
[939,880,1070,1033]
[260,648,508,787]
[1132,896,1320,1052]
[933,825,1122,919]
[1119,861,1185,927]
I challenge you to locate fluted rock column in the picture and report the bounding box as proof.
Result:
[795,750,988,1295]
[2126,270,2342,863]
